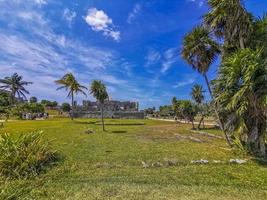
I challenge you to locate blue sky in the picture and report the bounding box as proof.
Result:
[0,0,266,109]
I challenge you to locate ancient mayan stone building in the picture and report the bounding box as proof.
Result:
[73,100,144,119]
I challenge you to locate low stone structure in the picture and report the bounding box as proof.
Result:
[72,100,144,119]
[73,111,144,119]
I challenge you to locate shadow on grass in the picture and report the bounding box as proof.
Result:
[200,127,220,131]
[252,157,267,167]
[111,130,127,134]
[96,122,145,126]
[74,121,100,125]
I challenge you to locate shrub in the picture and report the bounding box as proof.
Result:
[0,131,58,179]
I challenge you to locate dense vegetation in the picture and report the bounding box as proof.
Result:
[0,131,57,179]
[180,0,267,156]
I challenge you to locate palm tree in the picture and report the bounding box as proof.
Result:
[204,0,253,50]
[90,80,109,131]
[55,73,87,120]
[0,73,32,104]
[214,48,267,156]
[191,84,205,129]
[181,26,232,146]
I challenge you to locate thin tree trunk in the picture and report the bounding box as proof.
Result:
[101,103,105,131]
[71,91,74,120]
[203,74,232,146]
[259,133,266,157]
[239,36,245,49]
[198,115,204,130]
[191,120,195,130]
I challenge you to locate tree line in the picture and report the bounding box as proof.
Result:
[0,73,109,131]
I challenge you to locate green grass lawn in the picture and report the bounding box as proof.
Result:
[0,118,267,200]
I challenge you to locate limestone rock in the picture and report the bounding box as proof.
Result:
[229,159,247,164]
[141,161,149,168]
[191,159,209,164]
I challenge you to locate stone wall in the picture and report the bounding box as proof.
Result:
[73,111,145,119]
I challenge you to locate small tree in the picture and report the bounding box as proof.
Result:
[179,100,197,129]
[29,96,38,103]
[61,103,71,112]
[191,84,205,129]
[90,80,109,131]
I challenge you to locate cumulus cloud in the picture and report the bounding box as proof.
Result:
[84,8,120,41]
[127,3,142,24]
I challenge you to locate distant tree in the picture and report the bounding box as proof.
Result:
[41,100,58,108]
[90,80,109,131]
[191,84,205,129]
[0,92,10,107]
[25,103,44,113]
[179,100,197,129]
[144,107,155,115]
[29,96,37,103]
[0,73,32,104]
[61,103,71,112]
[0,92,10,121]
[55,73,87,120]
[159,105,173,117]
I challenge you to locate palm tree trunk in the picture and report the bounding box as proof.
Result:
[239,36,245,49]
[101,103,105,131]
[259,133,266,157]
[71,91,74,120]
[203,74,232,146]
[10,91,15,105]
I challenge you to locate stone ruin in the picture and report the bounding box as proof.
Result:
[72,100,145,119]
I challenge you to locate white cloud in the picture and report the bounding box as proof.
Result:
[173,77,195,88]
[145,49,161,67]
[127,3,142,24]
[34,0,47,5]
[188,0,204,8]
[161,48,178,73]
[63,8,76,27]
[84,8,120,41]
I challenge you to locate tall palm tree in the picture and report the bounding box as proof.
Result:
[90,80,109,131]
[191,84,205,129]
[182,26,220,98]
[55,73,87,120]
[0,73,32,104]
[204,0,253,50]
[181,26,232,146]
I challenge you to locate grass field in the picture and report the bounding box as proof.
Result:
[0,118,267,200]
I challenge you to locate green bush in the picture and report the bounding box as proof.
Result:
[0,131,58,179]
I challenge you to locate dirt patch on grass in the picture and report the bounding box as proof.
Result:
[137,124,222,143]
